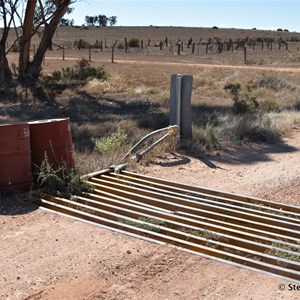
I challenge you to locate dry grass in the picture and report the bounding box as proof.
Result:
[2,27,300,177]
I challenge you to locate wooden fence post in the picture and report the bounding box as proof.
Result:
[125,37,128,52]
[112,40,117,63]
[177,43,181,55]
[100,41,103,52]
[192,42,195,54]
[244,46,247,62]
[159,41,163,50]
[63,45,65,61]
[89,46,91,62]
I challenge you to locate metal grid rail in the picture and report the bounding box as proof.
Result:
[30,169,300,282]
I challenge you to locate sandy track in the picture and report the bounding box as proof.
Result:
[114,59,300,73]
[41,55,300,73]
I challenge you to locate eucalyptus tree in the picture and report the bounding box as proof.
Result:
[0,0,74,87]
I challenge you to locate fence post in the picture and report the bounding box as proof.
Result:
[177,43,181,55]
[111,40,117,63]
[100,41,103,52]
[125,37,128,52]
[89,46,91,62]
[63,45,65,61]
[192,42,195,54]
[244,46,247,62]
[180,75,193,140]
[170,74,182,139]
[169,74,193,140]
[159,41,163,51]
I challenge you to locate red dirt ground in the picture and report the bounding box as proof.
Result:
[1,128,299,300]
[1,26,300,299]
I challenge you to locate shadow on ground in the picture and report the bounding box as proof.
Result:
[0,94,298,167]
[0,194,38,216]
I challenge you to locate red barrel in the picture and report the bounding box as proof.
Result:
[0,123,33,192]
[29,118,75,172]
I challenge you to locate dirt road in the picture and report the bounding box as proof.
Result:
[1,128,299,300]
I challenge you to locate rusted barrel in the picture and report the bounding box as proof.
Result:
[29,118,75,172]
[0,123,33,193]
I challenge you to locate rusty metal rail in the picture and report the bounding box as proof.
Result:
[30,169,300,282]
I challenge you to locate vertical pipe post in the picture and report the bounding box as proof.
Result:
[169,74,193,140]
[170,74,183,139]
[181,76,193,140]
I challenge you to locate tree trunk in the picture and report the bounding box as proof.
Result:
[19,0,37,78]
[27,1,71,79]
[0,26,12,87]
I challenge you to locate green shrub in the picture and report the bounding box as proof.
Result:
[128,38,140,47]
[257,76,287,91]
[74,39,92,49]
[93,128,128,155]
[224,82,259,114]
[117,42,125,49]
[251,86,267,97]
[260,100,281,113]
[53,59,108,81]
[37,153,90,196]
[51,70,62,81]
[205,123,217,143]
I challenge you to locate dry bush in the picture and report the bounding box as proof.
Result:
[74,150,126,175]
[266,111,300,134]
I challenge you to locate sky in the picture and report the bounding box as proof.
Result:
[70,0,300,32]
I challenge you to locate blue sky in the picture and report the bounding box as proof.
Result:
[70,0,300,32]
